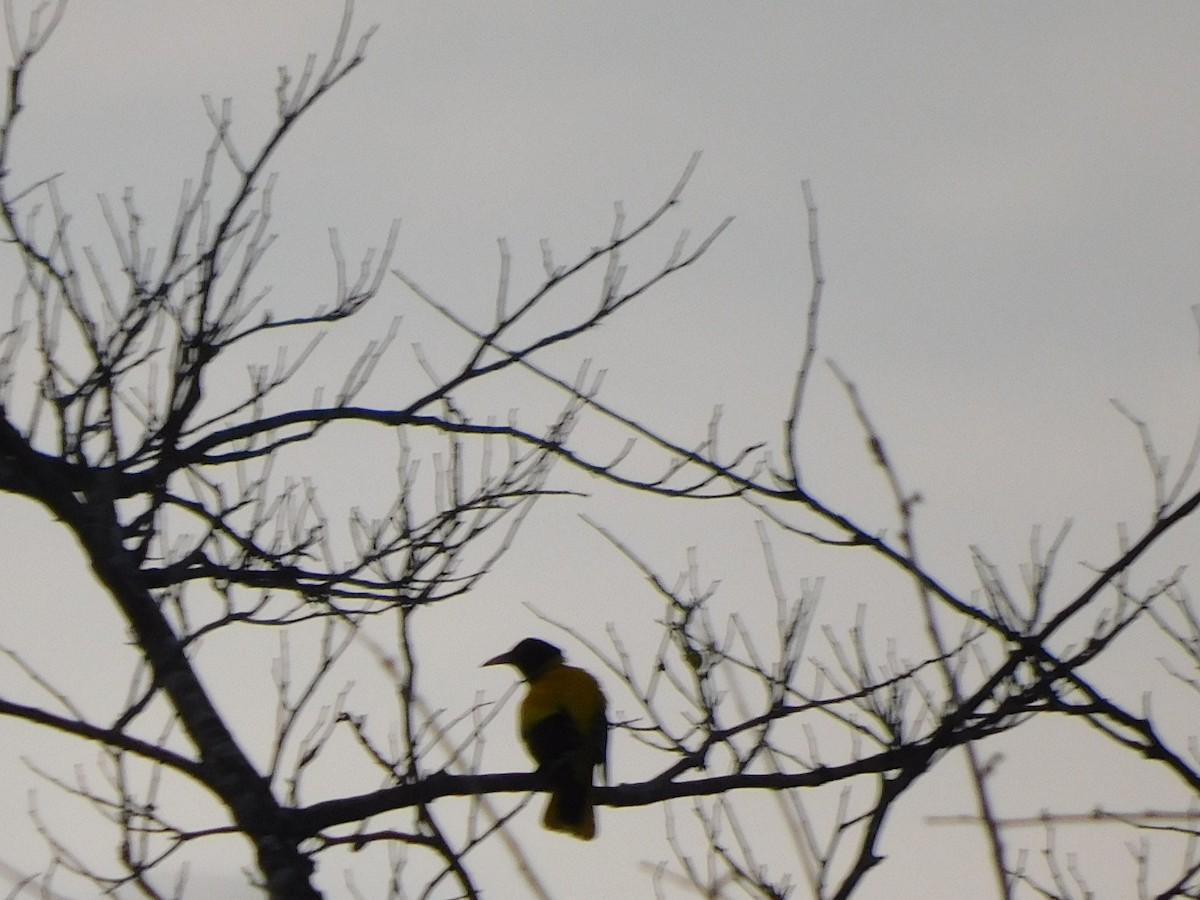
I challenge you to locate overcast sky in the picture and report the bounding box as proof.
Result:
[1,3,1198,898]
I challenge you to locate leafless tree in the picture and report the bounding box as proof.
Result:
[1,4,1199,899]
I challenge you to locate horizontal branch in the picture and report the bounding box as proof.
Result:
[0,696,201,777]
[290,740,937,838]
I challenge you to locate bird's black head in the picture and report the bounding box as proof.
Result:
[482,638,564,680]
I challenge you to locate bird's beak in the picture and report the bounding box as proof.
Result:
[482,651,513,668]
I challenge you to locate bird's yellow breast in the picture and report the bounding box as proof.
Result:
[519,663,605,740]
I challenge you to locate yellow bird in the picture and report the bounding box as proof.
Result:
[483,638,608,840]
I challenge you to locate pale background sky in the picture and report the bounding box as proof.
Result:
[0,3,1198,898]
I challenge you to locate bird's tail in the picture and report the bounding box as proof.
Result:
[542,773,596,840]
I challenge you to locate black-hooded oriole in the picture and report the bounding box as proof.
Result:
[483,638,608,840]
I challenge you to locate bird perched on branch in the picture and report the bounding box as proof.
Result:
[483,637,608,840]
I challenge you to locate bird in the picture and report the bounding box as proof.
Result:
[483,637,608,840]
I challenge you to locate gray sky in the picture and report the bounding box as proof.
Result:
[1,2,1198,897]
